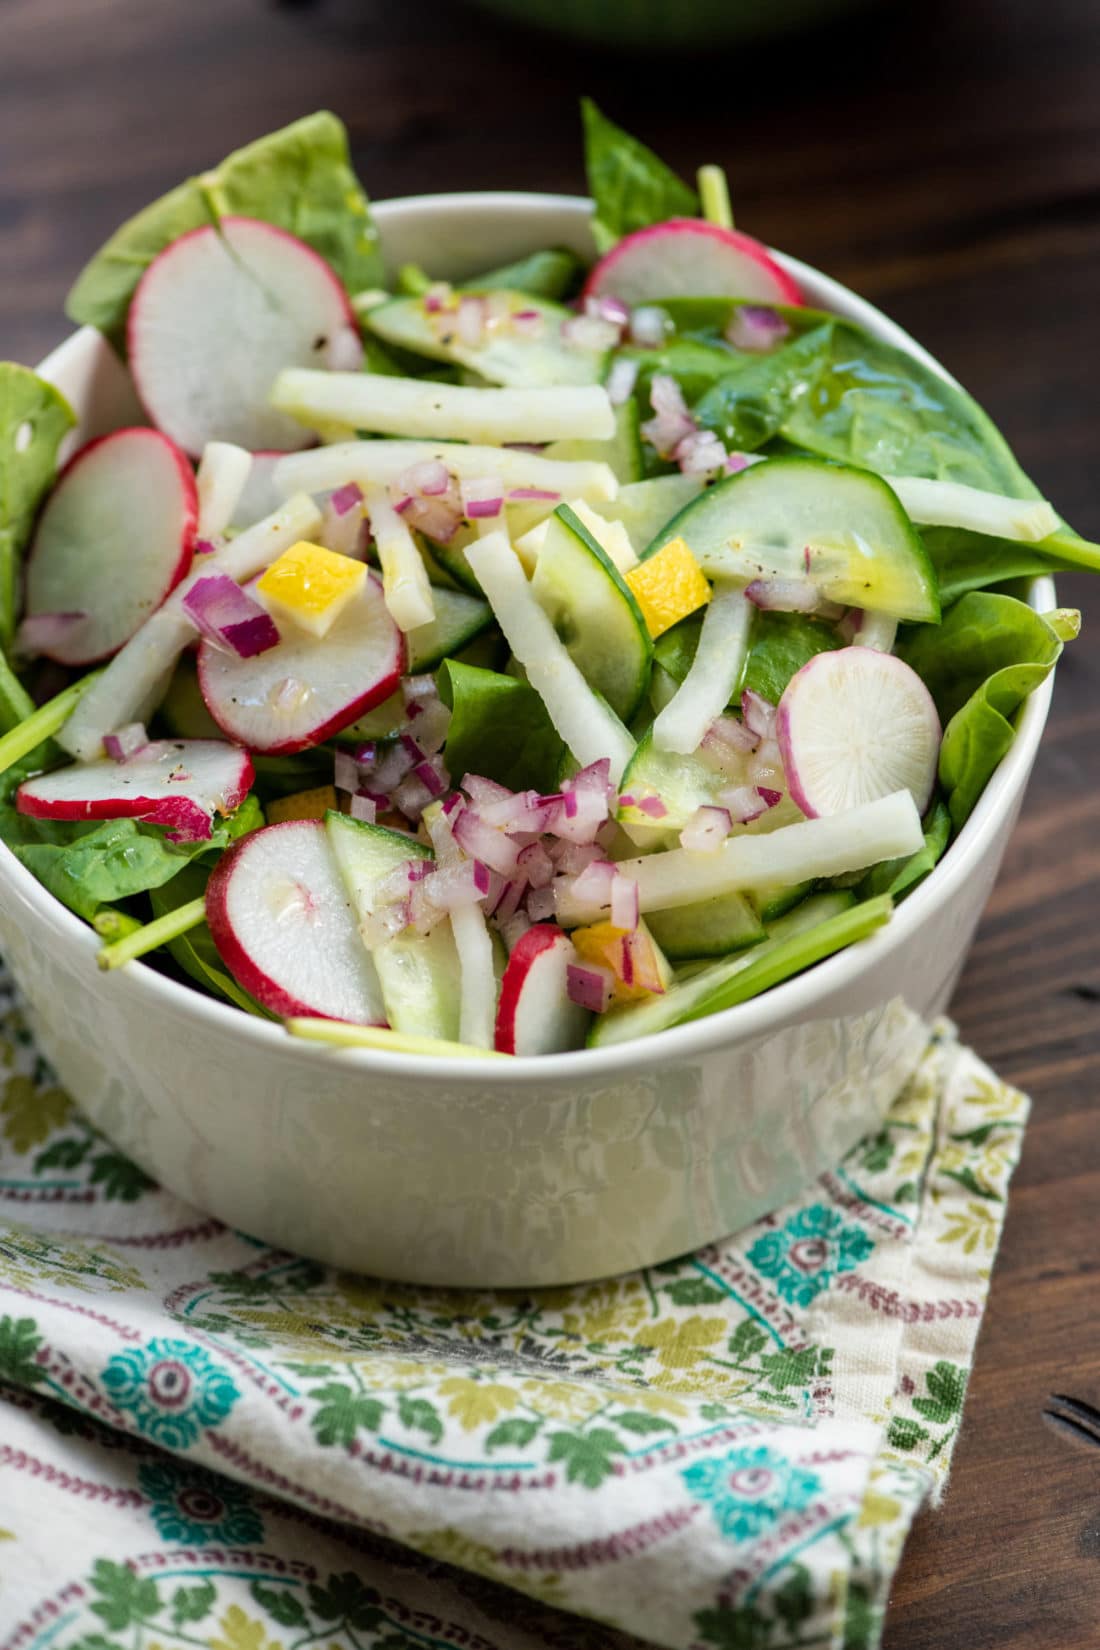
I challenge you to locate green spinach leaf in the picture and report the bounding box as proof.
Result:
[781,322,1032,496]
[461,248,584,301]
[150,864,271,1017]
[582,99,698,255]
[693,323,836,452]
[859,798,951,900]
[67,112,383,346]
[654,609,839,705]
[0,365,76,646]
[920,526,1073,607]
[438,659,563,792]
[899,593,1064,826]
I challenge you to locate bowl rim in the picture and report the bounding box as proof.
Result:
[16,189,1054,1081]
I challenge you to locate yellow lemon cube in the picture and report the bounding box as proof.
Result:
[255,540,367,638]
[571,920,669,1004]
[625,536,711,638]
[266,785,337,824]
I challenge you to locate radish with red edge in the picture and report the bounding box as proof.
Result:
[776,648,941,820]
[198,569,405,754]
[584,219,802,308]
[24,428,196,665]
[494,924,590,1055]
[205,819,385,1023]
[128,217,358,457]
[16,739,253,843]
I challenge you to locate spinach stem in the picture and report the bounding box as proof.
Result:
[0,645,34,733]
[0,670,103,774]
[97,896,206,971]
[92,907,144,943]
[286,1017,511,1060]
[697,164,734,230]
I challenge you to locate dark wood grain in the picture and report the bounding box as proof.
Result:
[3,0,1100,1642]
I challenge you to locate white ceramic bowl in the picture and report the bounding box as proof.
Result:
[4,194,1051,1287]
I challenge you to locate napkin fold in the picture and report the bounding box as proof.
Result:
[0,963,1027,1650]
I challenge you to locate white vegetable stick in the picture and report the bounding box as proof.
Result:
[273,440,618,506]
[514,498,637,576]
[271,370,616,446]
[558,792,923,921]
[195,442,253,538]
[886,476,1059,543]
[450,903,498,1050]
[463,531,636,785]
[853,611,898,652]
[652,582,752,754]
[58,493,322,760]
[361,483,435,633]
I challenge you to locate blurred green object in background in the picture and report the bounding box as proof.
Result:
[467,0,873,50]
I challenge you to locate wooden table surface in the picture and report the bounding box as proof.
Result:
[3,0,1100,1641]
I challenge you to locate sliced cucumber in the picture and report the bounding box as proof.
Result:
[366,290,608,387]
[601,473,704,557]
[588,892,855,1046]
[407,585,493,672]
[647,891,765,961]
[645,457,940,623]
[751,881,813,923]
[325,812,461,1042]
[544,401,644,484]
[424,525,482,595]
[617,728,802,841]
[530,503,652,720]
[338,690,406,743]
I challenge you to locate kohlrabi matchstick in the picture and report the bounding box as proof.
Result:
[776,648,941,818]
[886,476,1060,543]
[273,440,618,506]
[286,1018,510,1059]
[58,492,322,761]
[463,530,636,784]
[361,483,435,632]
[651,581,753,754]
[196,442,253,538]
[271,371,616,446]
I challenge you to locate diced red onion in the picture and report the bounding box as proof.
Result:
[621,927,666,995]
[552,840,603,876]
[452,807,522,875]
[605,358,639,406]
[717,783,769,825]
[456,295,488,347]
[745,576,824,614]
[674,428,728,475]
[741,689,778,743]
[629,305,672,348]
[460,477,504,520]
[679,805,732,852]
[15,611,88,658]
[330,481,364,517]
[642,374,697,459]
[704,714,759,759]
[493,875,527,925]
[726,452,752,474]
[370,739,417,795]
[103,722,148,763]
[334,750,363,794]
[424,282,452,315]
[567,963,616,1014]
[750,740,785,792]
[194,538,218,556]
[423,860,486,911]
[507,487,560,503]
[585,293,630,330]
[757,786,783,808]
[561,312,621,352]
[500,911,532,951]
[610,872,640,931]
[570,859,617,906]
[516,839,554,888]
[462,774,512,806]
[526,885,557,922]
[412,755,449,798]
[510,310,545,338]
[637,794,668,820]
[183,574,280,658]
[481,788,555,835]
[838,608,863,644]
[325,325,365,372]
[725,306,791,353]
[392,773,437,822]
[350,793,377,824]
[320,500,366,559]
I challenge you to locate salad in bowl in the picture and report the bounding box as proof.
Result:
[1,104,1092,1064]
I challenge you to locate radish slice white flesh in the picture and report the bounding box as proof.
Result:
[128,216,357,456]
[196,442,253,538]
[274,440,618,506]
[272,371,616,446]
[463,530,636,785]
[206,820,384,1023]
[652,582,753,754]
[584,219,802,307]
[777,648,941,818]
[57,493,323,762]
[24,428,196,666]
[556,792,924,921]
[494,924,589,1055]
[16,739,253,842]
[198,570,404,754]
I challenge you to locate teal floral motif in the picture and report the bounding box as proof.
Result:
[138,1459,264,1545]
[101,1337,239,1448]
[683,1444,820,1541]
[748,1204,874,1308]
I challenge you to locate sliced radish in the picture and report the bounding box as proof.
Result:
[128,216,357,456]
[16,738,253,842]
[584,219,802,308]
[205,820,384,1023]
[24,428,196,665]
[494,924,589,1055]
[198,570,404,754]
[776,648,941,819]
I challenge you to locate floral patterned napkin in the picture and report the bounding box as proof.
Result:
[0,965,1027,1650]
